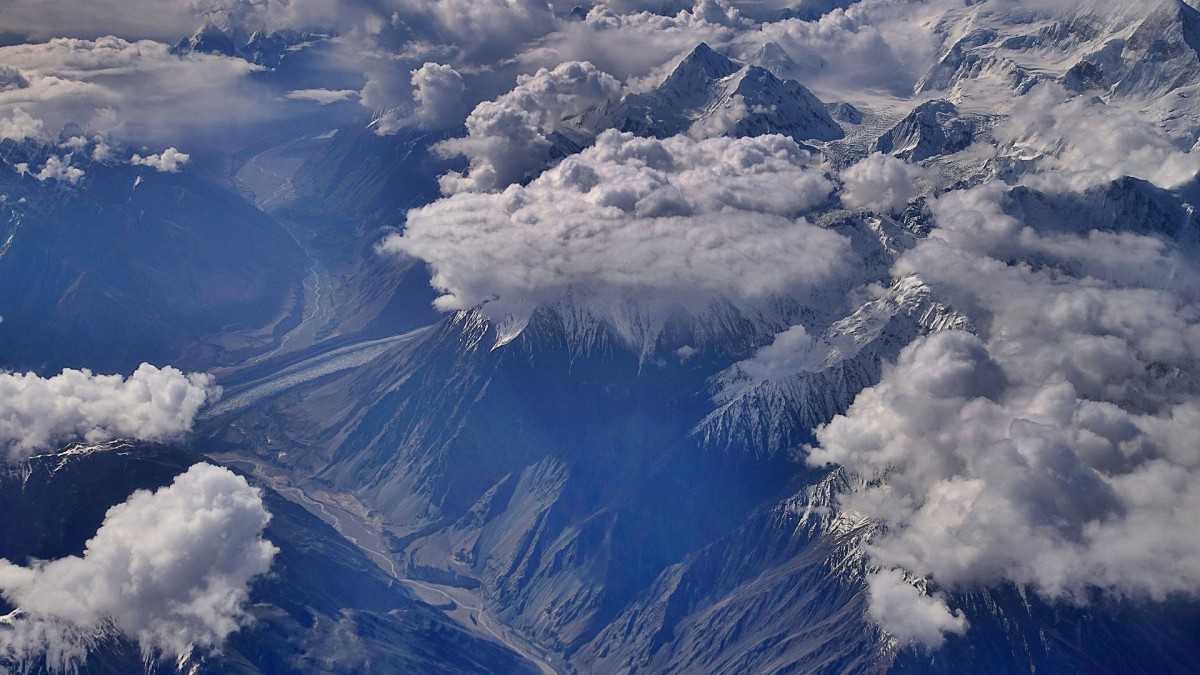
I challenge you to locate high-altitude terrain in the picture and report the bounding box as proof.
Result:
[2,0,1200,673]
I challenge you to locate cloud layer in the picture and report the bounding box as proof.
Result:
[517,4,737,85]
[0,364,219,461]
[434,60,621,192]
[384,129,846,343]
[0,462,276,670]
[0,37,268,145]
[8,0,1200,660]
[809,183,1200,646]
[997,84,1200,192]
[839,153,925,213]
[371,62,466,134]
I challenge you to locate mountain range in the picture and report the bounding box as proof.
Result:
[2,0,1200,673]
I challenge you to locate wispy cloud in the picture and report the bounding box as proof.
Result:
[0,37,270,145]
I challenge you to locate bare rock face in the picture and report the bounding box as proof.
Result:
[873,100,975,161]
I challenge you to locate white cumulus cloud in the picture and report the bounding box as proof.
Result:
[0,109,44,142]
[809,183,1200,647]
[867,568,968,649]
[371,63,466,135]
[733,324,821,382]
[130,147,190,173]
[997,84,1200,192]
[0,463,276,671]
[434,60,622,193]
[839,152,925,213]
[754,0,951,98]
[389,0,559,63]
[384,130,846,346]
[0,363,219,461]
[516,4,738,84]
[25,155,85,184]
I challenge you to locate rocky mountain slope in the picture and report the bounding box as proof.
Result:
[6,0,1200,672]
[0,441,541,674]
[0,139,308,374]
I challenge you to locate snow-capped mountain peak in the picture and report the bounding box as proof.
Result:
[575,42,843,144]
